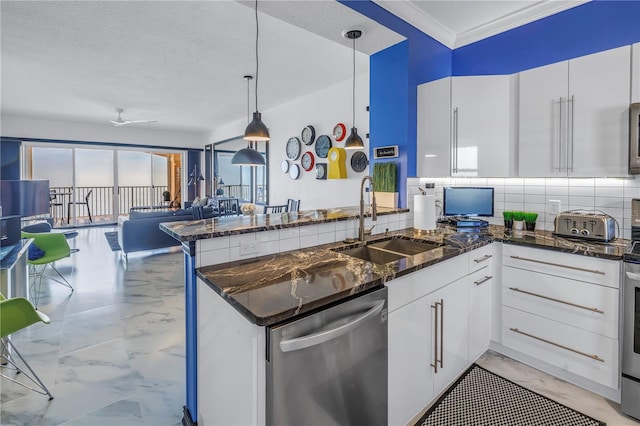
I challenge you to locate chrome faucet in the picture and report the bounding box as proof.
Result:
[359,176,377,243]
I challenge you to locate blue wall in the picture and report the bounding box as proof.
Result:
[1,138,21,180]
[342,0,640,206]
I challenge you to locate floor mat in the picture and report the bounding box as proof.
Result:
[416,364,605,426]
[103,231,121,251]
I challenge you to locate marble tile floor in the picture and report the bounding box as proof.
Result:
[1,226,185,425]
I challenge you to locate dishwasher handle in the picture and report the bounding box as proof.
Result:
[279,300,385,353]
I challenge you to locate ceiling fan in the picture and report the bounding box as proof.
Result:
[110,108,157,127]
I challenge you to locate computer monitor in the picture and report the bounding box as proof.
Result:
[443,187,494,217]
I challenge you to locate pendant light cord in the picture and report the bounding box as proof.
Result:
[352,34,356,128]
[254,0,259,112]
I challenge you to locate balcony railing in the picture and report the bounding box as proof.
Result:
[49,185,171,226]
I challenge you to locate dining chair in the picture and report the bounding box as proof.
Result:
[67,189,93,224]
[218,198,240,217]
[0,295,54,399]
[21,231,74,308]
[286,199,300,212]
[265,204,288,214]
[49,189,64,225]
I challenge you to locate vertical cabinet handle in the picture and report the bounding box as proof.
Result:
[439,299,444,369]
[452,107,459,174]
[557,97,564,172]
[569,95,575,172]
[430,301,439,373]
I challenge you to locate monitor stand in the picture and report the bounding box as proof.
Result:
[447,216,489,228]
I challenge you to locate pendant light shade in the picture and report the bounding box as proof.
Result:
[343,29,364,150]
[244,0,269,142]
[232,142,266,166]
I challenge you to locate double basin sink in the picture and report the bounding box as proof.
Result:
[332,236,444,265]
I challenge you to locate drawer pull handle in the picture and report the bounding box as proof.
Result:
[474,276,493,286]
[509,328,604,363]
[508,287,604,314]
[474,254,493,264]
[509,255,605,275]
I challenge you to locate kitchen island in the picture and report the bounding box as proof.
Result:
[160,209,630,425]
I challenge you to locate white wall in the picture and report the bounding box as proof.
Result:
[1,114,208,149]
[208,71,370,211]
[408,176,640,240]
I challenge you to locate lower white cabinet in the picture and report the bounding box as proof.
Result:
[468,266,493,361]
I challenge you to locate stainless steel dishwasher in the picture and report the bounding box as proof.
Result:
[266,287,388,426]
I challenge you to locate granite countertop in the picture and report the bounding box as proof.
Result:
[160,206,409,242]
[197,224,631,327]
[0,239,32,271]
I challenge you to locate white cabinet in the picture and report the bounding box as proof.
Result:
[468,244,494,361]
[519,46,631,177]
[417,76,516,178]
[632,43,640,103]
[500,245,621,394]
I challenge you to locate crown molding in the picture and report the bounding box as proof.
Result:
[454,0,588,48]
[373,0,456,48]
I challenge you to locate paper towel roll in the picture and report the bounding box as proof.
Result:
[414,194,436,231]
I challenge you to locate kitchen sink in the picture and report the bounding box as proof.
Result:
[332,236,445,265]
[368,237,443,256]
[336,246,407,265]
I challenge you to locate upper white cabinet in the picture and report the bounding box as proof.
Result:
[417,75,516,178]
[519,46,631,177]
[632,43,640,103]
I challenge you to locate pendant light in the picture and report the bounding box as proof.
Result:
[243,0,269,142]
[232,75,266,166]
[343,29,364,150]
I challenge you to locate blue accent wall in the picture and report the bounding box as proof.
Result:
[1,138,21,180]
[453,0,640,76]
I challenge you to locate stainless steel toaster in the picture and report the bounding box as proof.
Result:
[553,211,616,242]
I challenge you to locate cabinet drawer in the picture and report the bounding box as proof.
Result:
[387,253,468,312]
[503,267,619,339]
[502,307,618,389]
[503,244,620,288]
[468,244,493,273]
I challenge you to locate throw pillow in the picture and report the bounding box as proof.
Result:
[191,196,201,207]
[28,244,45,261]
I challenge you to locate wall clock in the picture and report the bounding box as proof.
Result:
[327,147,347,179]
[315,163,327,180]
[350,151,368,173]
[315,135,332,158]
[301,125,316,145]
[289,164,301,180]
[301,151,315,172]
[281,159,290,173]
[286,137,301,160]
[333,123,346,142]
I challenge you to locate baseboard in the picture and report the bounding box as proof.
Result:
[489,341,621,403]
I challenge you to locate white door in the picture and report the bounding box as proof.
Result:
[434,277,470,394]
[417,78,451,177]
[388,296,435,426]
[451,75,514,177]
[518,60,569,177]
[568,46,631,177]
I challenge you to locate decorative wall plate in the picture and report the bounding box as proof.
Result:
[286,137,301,160]
[315,135,332,158]
[315,163,327,180]
[350,151,368,173]
[301,125,316,145]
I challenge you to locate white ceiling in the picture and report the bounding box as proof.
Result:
[1,0,588,135]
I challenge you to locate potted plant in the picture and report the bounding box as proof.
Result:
[502,211,514,229]
[524,212,538,231]
[372,162,398,208]
[512,211,525,230]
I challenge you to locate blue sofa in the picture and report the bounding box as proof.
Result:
[117,208,215,260]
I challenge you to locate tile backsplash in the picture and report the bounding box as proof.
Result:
[408,177,640,240]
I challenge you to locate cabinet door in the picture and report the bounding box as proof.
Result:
[434,276,470,393]
[569,46,631,177]
[388,296,434,426]
[452,75,515,177]
[417,78,451,177]
[518,60,568,177]
[468,267,493,361]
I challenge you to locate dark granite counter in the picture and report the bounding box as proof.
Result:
[0,239,32,271]
[160,206,409,242]
[196,224,630,326]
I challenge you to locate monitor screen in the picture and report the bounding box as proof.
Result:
[0,180,50,217]
[443,187,494,217]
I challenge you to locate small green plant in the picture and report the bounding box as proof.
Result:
[372,162,398,193]
[512,211,525,221]
[523,212,538,223]
[502,211,514,221]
